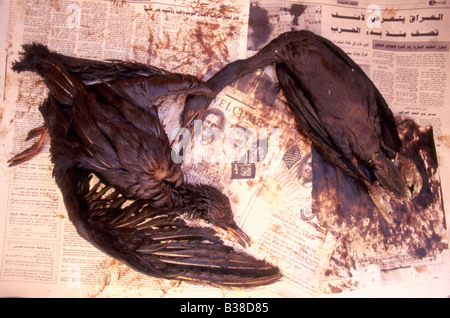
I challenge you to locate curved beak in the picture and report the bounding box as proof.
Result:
[226,226,252,248]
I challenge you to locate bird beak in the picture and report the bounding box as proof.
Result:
[184,109,206,130]
[170,109,206,148]
[226,226,252,248]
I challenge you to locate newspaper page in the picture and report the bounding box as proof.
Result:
[1,0,450,298]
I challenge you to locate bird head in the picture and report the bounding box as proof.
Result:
[202,186,251,248]
[178,184,251,247]
[180,94,209,130]
[179,63,215,130]
[170,90,212,150]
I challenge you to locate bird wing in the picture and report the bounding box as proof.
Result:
[303,32,411,199]
[42,88,280,287]
[12,43,206,202]
[276,63,366,181]
[78,82,184,202]
[312,33,402,152]
[54,166,281,287]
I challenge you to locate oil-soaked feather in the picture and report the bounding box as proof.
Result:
[11,43,281,287]
[313,34,402,152]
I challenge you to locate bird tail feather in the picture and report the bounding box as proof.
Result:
[13,43,81,105]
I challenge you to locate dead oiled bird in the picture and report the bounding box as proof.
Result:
[9,43,281,287]
[183,30,422,223]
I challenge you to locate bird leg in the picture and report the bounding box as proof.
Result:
[8,124,48,167]
[26,124,47,140]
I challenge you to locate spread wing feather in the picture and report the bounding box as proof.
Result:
[54,166,281,287]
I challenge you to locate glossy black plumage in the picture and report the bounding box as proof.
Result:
[183,30,422,223]
[10,43,281,287]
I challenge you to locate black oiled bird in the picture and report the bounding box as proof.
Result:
[9,44,280,287]
[183,30,422,223]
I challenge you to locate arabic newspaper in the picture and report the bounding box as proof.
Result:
[0,0,449,297]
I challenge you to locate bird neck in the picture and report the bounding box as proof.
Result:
[171,184,205,217]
